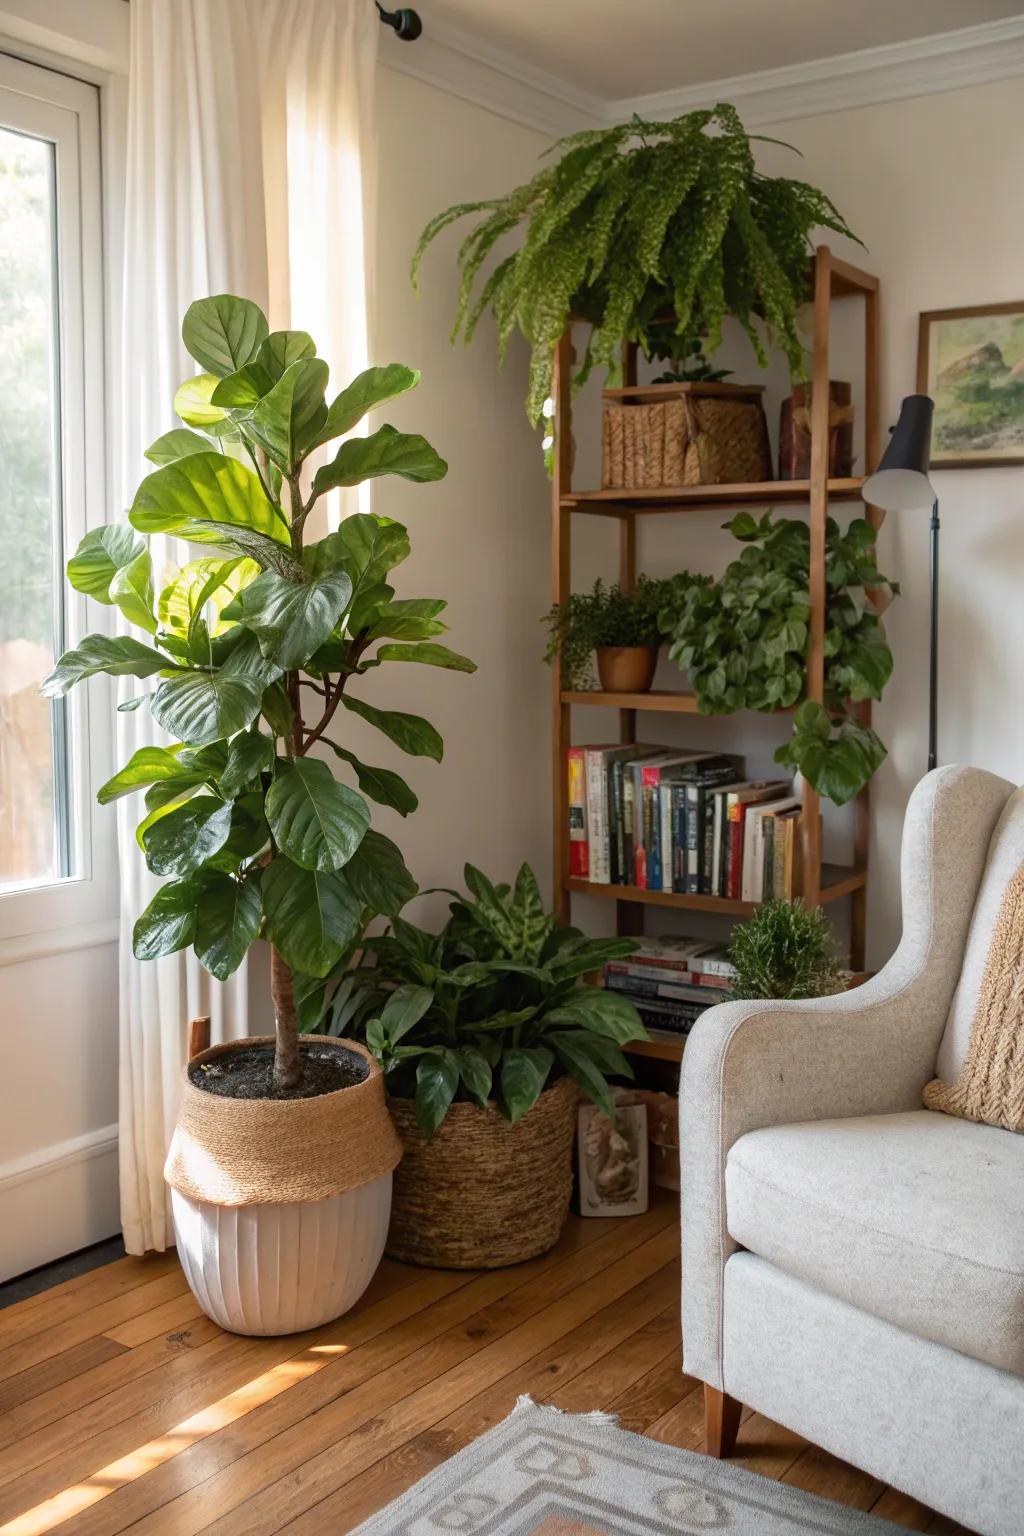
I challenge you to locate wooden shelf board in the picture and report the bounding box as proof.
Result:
[566,864,866,916]
[561,688,700,713]
[626,1034,685,1063]
[828,254,879,298]
[561,478,865,515]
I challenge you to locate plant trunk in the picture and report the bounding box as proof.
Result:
[271,946,302,1091]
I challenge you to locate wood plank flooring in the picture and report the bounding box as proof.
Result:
[0,1195,972,1535]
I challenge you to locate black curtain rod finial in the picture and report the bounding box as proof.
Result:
[376,3,423,40]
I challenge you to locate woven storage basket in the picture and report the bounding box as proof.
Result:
[602,382,771,489]
[386,1074,579,1269]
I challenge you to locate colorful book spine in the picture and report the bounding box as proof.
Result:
[609,757,626,885]
[671,785,688,894]
[641,764,665,891]
[567,747,588,880]
[604,973,718,1003]
[585,748,609,884]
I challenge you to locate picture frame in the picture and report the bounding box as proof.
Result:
[577,1102,649,1218]
[917,302,1024,468]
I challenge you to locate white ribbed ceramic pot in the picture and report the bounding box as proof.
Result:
[165,1035,402,1337]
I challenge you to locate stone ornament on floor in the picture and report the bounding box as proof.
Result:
[348,1397,910,1534]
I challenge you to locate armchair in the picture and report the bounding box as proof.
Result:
[681,765,1024,1536]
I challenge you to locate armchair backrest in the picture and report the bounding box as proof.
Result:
[937,784,1024,1082]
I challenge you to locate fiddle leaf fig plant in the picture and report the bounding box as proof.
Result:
[43,293,475,1093]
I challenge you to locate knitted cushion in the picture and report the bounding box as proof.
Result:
[924,862,1024,1133]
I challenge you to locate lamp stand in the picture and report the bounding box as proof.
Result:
[928,499,939,773]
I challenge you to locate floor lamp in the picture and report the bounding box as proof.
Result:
[862,395,938,771]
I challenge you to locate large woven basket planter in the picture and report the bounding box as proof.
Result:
[165,1035,402,1336]
[386,1074,579,1269]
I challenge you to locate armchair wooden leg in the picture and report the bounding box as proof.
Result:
[704,1383,742,1458]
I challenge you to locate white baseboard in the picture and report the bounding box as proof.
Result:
[0,1124,120,1281]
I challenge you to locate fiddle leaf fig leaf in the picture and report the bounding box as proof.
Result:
[218,729,276,799]
[109,548,157,633]
[342,694,443,761]
[142,794,234,878]
[311,364,420,448]
[323,743,418,816]
[226,568,352,669]
[130,452,288,546]
[144,429,212,466]
[265,757,370,873]
[261,856,364,977]
[182,294,269,377]
[98,745,185,805]
[312,424,447,494]
[133,877,201,961]
[173,373,234,433]
[67,526,146,604]
[339,829,417,914]
[194,873,262,981]
[41,635,171,696]
[151,671,263,746]
[238,357,330,471]
[375,641,476,673]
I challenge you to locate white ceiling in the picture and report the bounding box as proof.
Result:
[418,0,1024,101]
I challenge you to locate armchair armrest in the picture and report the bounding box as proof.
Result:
[680,764,1013,1388]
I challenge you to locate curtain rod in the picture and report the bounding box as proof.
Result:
[376,3,422,41]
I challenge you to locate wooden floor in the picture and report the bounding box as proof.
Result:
[0,1194,971,1536]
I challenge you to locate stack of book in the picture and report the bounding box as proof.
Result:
[602,936,736,1038]
[568,744,804,900]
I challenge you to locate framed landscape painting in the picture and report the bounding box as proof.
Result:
[918,302,1024,467]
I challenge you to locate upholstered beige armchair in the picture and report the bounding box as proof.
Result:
[681,765,1024,1536]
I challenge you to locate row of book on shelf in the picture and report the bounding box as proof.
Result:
[601,935,735,1040]
[568,744,811,903]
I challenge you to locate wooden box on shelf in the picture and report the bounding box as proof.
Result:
[601,381,771,490]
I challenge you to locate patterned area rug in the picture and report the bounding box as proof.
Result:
[351,1397,909,1534]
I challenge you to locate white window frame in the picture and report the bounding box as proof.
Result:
[0,51,116,946]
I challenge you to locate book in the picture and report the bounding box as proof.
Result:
[725,780,792,899]
[584,744,652,884]
[654,755,731,894]
[627,752,674,888]
[772,807,802,899]
[680,760,738,893]
[604,973,721,1004]
[605,960,732,990]
[567,747,588,880]
[741,796,801,903]
[640,753,713,891]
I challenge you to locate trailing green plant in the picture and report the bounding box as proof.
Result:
[412,103,857,431]
[42,293,475,1093]
[306,862,648,1136]
[542,574,703,689]
[660,511,898,804]
[643,317,732,384]
[727,898,845,1000]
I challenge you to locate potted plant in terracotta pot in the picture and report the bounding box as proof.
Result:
[543,574,701,693]
[310,861,648,1268]
[43,293,475,1335]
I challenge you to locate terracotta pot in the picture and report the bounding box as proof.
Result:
[165,1035,402,1336]
[385,1075,578,1269]
[596,644,659,693]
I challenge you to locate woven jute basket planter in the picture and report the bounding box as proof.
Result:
[601,381,771,489]
[165,1035,402,1336]
[386,1074,579,1269]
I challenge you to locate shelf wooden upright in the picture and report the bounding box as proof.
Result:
[551,246,882,1044]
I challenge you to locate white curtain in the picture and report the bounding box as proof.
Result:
[118,0,377,1254]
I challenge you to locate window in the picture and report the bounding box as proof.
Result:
[0,53,110,931]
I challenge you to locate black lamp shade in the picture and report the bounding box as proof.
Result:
[863,394,935,511]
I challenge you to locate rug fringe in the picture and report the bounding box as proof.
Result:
[512,1394,621,1429]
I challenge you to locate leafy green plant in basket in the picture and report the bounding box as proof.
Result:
[727,898,844,1000]
[660,510,899,805]
[310,861,648,1136]
[42,293,476,1094]
[412,103,858,437]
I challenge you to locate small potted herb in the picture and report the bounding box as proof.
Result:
[314,862,648,1268]
[543,574,699,693]
[727,899,844,1000]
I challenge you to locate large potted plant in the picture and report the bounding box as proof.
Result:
[310,862,648,1267]
[43,294,475,1335]
[412,103,857,437]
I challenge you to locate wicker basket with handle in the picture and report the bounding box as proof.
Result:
[602,381,771,489]
[385,1074,579,1268]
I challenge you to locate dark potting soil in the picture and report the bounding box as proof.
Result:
[189,1043,368,1101]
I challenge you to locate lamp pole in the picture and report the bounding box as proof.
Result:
[928,499,939,772]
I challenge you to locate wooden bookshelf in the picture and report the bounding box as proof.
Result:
[551,247,883,1065]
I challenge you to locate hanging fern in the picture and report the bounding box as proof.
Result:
[412,104,859,426]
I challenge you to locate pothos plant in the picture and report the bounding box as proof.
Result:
[308,862,648,1136]
[660,511,898,805]
[42,294,475,1093]
[412,103,857,433]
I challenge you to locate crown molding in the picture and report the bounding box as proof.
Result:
[381,15,1024,139]
[378,18,599,140]
[621,15,1024,127]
